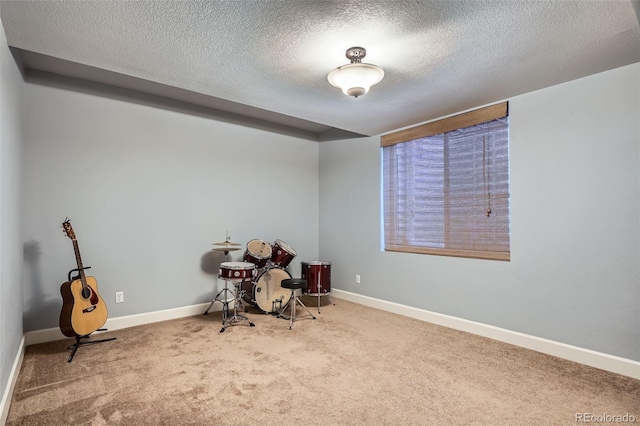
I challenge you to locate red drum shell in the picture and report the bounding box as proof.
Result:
[270,239,297,268]
[243,239,272,268]
[301,261,331,295]
[243,252,268,268]
[218,262,256,281]
[241,267,292,313]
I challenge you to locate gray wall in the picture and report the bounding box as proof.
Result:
[0,16,24,410]
[21,80,319,332]
[319,63,640,361]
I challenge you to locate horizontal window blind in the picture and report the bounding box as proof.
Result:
[382,102,510,261]
[381,102,508,147]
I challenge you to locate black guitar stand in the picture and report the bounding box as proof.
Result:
[67,329,116,362]
[65,267,116,363]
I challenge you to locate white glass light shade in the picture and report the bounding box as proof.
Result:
[327,63,385,97]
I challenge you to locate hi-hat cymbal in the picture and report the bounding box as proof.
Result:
[211,246,241,252]
[212,241,242,246]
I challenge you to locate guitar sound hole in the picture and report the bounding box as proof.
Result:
[81,287,92,299]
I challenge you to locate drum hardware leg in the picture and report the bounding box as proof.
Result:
[203,287,229,315]
[313,287,336,313]
[290,294,296,330]
[277,286,316,330]
[220,281,255,332]
[235,289,249,313]
[204,280,235,316]
[317,269,322,314]
[277,298,292,321]
[205,249,235,316]
[328,292,336,306]
[311,283,327,314]
[203,299,216,315]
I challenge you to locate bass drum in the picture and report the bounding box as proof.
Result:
[241,267,292,314]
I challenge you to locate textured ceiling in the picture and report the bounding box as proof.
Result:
[1,1,639,140]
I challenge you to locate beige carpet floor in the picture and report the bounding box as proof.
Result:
[6,298,639,425]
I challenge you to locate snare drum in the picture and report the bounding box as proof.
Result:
[218,262,256,281]
[301,261,331,295]
[243,239,272,268]
[241,267,292,314]
[270,239,297,268]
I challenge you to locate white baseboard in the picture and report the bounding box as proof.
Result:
[21,292,639,380]
[104,302,215,332]
[332,289,640,380]
[1,335,25,426]
[24,302,219,346]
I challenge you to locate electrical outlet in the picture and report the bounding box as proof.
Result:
[355,274,361,284]
[115,291,124,303]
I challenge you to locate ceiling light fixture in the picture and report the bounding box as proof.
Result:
[327,47,384,98]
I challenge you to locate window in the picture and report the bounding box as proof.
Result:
[382,102,510,261]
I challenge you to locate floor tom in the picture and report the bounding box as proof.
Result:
[301,261,331,295]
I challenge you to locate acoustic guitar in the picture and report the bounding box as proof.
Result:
[59,219,109,337]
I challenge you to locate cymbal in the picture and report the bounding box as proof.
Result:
[212,241,242,246]
[211,247,241,252]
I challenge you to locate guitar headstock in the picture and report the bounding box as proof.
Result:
[62,218,76,240]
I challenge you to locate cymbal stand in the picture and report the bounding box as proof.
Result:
[220,279,255,332]
[203,248,233,316]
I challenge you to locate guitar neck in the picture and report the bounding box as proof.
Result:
[72,239,88,288]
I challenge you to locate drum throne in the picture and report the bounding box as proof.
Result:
[277,278,316,329]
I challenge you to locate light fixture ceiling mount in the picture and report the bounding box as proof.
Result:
[327,47,384,98]
[345,46,367,63]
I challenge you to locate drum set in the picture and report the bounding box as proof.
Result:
[204,235,333,331]
[240,238,298,314]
